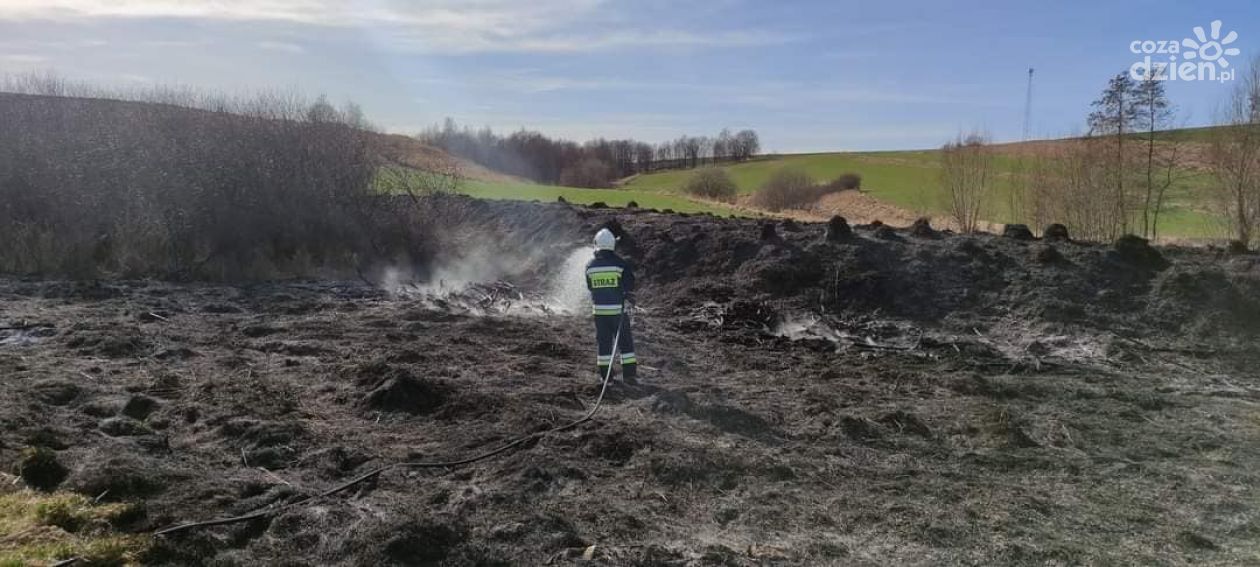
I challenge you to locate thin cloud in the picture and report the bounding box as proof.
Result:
[117,73,155,83]
[498,29,797,53]
[0,53,46,63]
[257,40,304,54]
[437,71,983,108]
[141,39,206,48]
[0,0,795,54]
[0,38,107,51]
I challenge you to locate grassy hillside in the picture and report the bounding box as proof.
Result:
[621,132,1228,239]
[367,125,746,216]
[627,151,940,210]
[459,180,743,216]
[381,121,1231,240]
[374,164,745,216]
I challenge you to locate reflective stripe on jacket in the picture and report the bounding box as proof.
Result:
[586,250,634,315]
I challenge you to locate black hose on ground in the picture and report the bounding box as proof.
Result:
[155,310,626,537]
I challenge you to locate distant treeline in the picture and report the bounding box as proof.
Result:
[419,118,760,187]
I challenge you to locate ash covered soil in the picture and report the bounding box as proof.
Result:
[3,198,1260,565]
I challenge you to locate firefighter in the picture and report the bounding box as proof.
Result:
[586,228,637,385]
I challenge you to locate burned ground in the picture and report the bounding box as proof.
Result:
[2,199,1259,565]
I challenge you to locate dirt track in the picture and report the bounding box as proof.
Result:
[3,198,1260,565]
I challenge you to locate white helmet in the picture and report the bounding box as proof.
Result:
[594,228,617,250]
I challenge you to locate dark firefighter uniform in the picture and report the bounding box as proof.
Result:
[586,249,637,382]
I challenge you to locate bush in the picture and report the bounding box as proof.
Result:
[826,172,862,191]
[558,158,614,188]
[0,82,443,280]
[682,168,738,202]
[750,168,822,211]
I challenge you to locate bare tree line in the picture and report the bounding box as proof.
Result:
[941,60,1260,246]
[1,70,374,131]
[0,72,439,279]
[1006,72,1186,243]
[420,119,759,187]
[1207,57,1260,246]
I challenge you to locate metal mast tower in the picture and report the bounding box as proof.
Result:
[1022,68,1034,141]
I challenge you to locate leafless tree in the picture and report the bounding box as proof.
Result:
[939,133,994,233]
[420,119,759,180]
[1021,136,1126,242]
[633,142,654,173]
[681,136,702,168]
[1147,137,1186,242]
[713,128,733,161]
[1207,55,1260,247]
[733,130,760,161]
[559,158,614,188]
[305,94,340,123]
[1132,76,1176,238]
[1088,72,1139,237]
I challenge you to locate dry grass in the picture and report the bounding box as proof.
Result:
[0,85,441,280]
[0,475,149,566]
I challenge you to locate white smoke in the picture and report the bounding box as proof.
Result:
[773,314,845,343]
[380,243,594,317]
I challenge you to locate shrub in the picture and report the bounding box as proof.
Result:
[558,158,614,188]
[0,81,445,280]
[826,172,862,191]
[940,133,993,233]
[750,168,821,211]
[682,168,738,202]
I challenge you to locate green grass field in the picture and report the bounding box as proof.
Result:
[459,180,742,216]
[626,152,940,210]
[621,144,1225,239]
[375,165,745,216]
[404,124,1233,240]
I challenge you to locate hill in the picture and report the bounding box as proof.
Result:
[0,91,1231,241]
[0,91,725,219]
[0,91,521,187]
[372,132,524,185]
[621,129,1232,241]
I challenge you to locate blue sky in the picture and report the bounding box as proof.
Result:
[0,0,1256,152]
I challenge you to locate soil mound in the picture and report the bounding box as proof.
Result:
[354,361,450,415]
[1112,234,1169,270]
[331,513,469,565]
[1033,244,1065,264]
[122,395,160,420]
[1044,223,1071,242]
[825,215,852,241]
[67,328,150,358]
[1002,224,1035,241]
[66,453,168,500]
[1150,266,1260,333]
[32,380,81,406]
[910,217,939,239]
